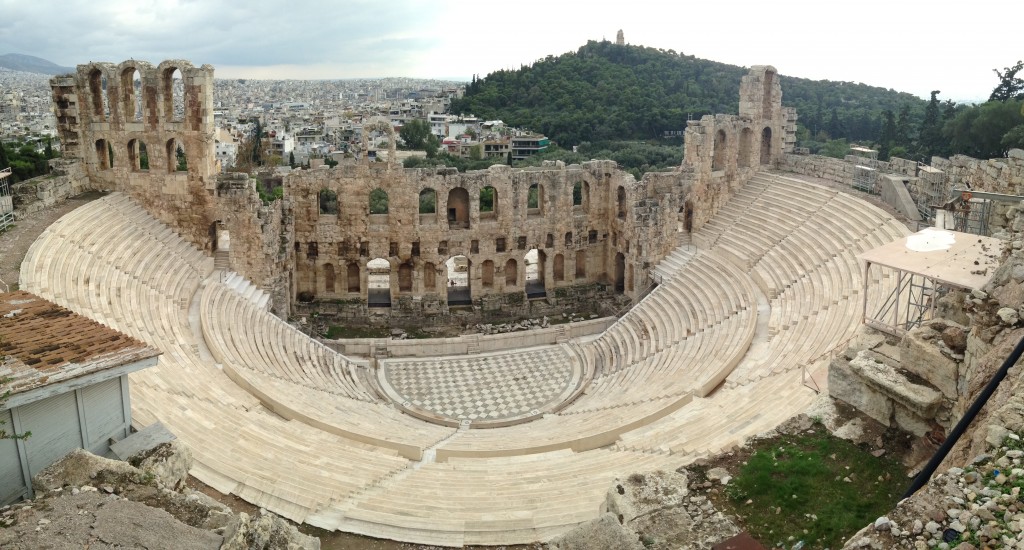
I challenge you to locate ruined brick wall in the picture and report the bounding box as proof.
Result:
[931,150,1024,196]
[284,158,680,309]
[681,66,788,232]
[9,159,89,216]
[216,173,293,318]
[50,60,219,251]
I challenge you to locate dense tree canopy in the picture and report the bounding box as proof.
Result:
[0,139,55,182]
[451,40,927,148]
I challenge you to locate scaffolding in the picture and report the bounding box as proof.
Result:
[931,188,1023,236]
[853,165,876,194]
[859,228,1002,337]
[0,167,13,232]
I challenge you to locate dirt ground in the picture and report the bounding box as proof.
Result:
[0,191,105,289]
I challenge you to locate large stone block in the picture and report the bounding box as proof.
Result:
[850,351,942,419]
[899,325,961,398]
[829,356,893,426]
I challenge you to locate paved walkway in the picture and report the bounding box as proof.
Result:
[380,346,580,424]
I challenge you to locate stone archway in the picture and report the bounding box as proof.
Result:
[445,255,471,306]
[367,258,391,307]
[447,187,470,229]
[761,127,773,165]
[361,116,397,168]
[614,252,626,293]
[525,249,546,298]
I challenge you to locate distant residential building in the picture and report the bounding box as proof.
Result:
[271,133,294,159]
[481,138,510,159]
[511,134,550,160]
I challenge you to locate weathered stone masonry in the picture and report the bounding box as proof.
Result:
[50,61,790,318]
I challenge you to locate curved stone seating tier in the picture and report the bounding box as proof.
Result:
[201,281,375,401]
[684,173,911,386]
[200,280,453,458]
[319,448,680,547]
[17,173,912,545]
[615,369,817,456]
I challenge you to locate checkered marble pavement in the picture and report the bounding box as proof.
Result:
[382,347,578,422]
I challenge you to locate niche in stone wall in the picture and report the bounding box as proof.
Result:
[712,129,727,171]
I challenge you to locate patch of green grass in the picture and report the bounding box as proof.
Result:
[324,325,389,339]
[721,432,905,549]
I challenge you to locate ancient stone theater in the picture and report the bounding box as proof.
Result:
[19,59,910,545]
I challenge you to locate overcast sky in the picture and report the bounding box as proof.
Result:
[1,0,1020,101]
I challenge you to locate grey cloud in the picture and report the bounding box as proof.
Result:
[0,0,439,71]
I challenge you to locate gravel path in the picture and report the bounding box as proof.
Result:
[0,192,104,290]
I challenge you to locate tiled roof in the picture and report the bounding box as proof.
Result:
[0,290,160,396]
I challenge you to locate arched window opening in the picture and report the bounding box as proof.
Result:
[166,138,187,172]
[445,256,471,306]
[346,262,360,293]
[482,260,494,288]
[614,252,626,293]
[505,259,518,287]
[546,234,554,248]
[447,187,470,230]
[367,258,391,307]
[324,263,336,293]
[121,68,143,122]
[419,188,436,214]
[565,232,573,247]
[760,127,773,165]
[423,262,437,291]
[95,139,111,170]
[525,249,546,298]
[480,186,497,218]
[712,129,727,171]
[527,183,543,216]
[553,254,565,282]
[307,242,319,260]
[616,186,627,220]
[738,127,754,168]
[127,139,149,171]
[572,181,583,207]
[369,188,389,214]
[163,67,184,122]
[88,69,106,120]
[319,189,338,215]
[297,265,317,302]
[398,263,413,292]
[575,250,587,279]
[762,69,775,120]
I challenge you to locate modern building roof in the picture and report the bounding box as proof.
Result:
[0,290,160,398]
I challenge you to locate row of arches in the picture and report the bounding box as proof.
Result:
[93,137,188,173]
[86,64,186,124]
[317,180,592,229]
[299,248,609,307]
[711,126,773,171]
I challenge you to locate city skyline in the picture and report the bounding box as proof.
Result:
[1,0,1021,101]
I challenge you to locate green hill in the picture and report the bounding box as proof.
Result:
[451,40,927,147]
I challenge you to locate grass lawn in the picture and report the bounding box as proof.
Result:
[710,428,906,549]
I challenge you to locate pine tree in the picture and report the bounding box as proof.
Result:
[878,110,897,161]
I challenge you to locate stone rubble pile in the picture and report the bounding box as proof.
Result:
[844,432,1024,549]
[0,443,319,550]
